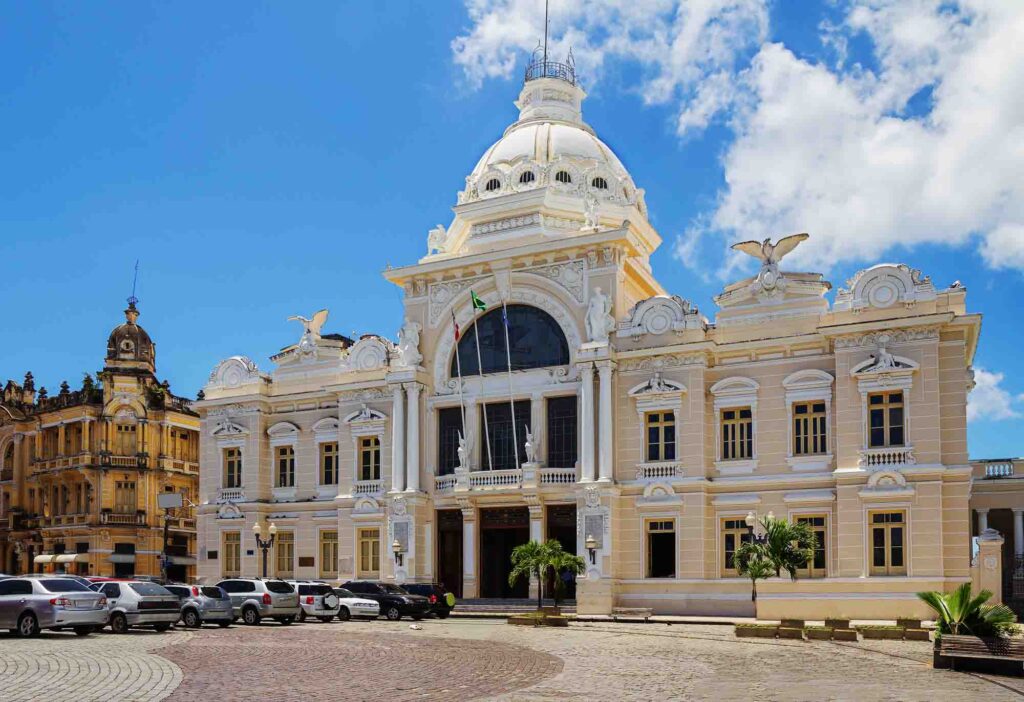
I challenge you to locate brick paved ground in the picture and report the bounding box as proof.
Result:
[3,618,1024,701]
[0,628,188,702]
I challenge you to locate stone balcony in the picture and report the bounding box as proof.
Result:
[99,511,147,526]
[434,465,578,494]
[857,445,916,469]
[218,487,245,503]
[353,479,384,496]
[635,462,683,481]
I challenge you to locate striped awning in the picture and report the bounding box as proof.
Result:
[107,554,136,564]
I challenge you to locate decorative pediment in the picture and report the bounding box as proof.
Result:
[353,495,382,514]
[628,372,687,397]
[850,334,919,391]
[207,356,267,390]
[311,417,340,437]
[217,501,243,519]
[339,335,393,373]
[267,421,300,438]
[343,404,387,423]
[211,418,249,437]
[709,377,760,409]
[636,481,682,507]
[859,470,914,498]
[782,369,834,391]
[835,263,936,312]
[617,295,705,339]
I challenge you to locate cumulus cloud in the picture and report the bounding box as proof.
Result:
[968,367,1024,423]
[451,0,1024,274]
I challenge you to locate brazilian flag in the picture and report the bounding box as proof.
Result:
[470,290,487,311]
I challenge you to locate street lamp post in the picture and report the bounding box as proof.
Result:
[585,534,597,565]
[745,511,775,546]
[252,521,278,578]
[392,539,403,568]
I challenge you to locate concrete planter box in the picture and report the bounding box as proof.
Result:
[897,619,922,629]
[778,627,806,640]
[736,625,778,638]
[780,619,805,629]
[832,628,860,642]
[507,613,569,627]
[859,627,904,640]
[904,628,931,642]
[805,627,833,640]
[825,619,850,630]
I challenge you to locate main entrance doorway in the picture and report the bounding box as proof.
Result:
[480,506,530,598]
[436,509,463,598]
[546,503,578,600]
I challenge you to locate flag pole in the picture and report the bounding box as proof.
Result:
[470,296,494,472]
[501,299,520,469]
[451,310,468,453]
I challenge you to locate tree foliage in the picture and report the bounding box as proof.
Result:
[917,582,1019,637]
[735,516,815,603]
[509,539,586,610]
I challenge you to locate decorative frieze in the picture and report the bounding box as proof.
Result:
[471,213,541,237]
[528,259,586,303]
[834,326,940,350]
[617,353,706,373]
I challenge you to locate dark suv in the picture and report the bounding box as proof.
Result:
[401,583,455,619]
[341,581,431,621]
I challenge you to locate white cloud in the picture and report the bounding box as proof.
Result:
[968,367,1024,422]
[452,0,1024,274]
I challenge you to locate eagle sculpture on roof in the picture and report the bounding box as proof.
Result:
[731,233,809,266]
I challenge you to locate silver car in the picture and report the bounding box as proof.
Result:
[0,577,108,637]
[288,580,340,622]
[216,577,301,626]
[164,584,235,628]
[96,581,182,633]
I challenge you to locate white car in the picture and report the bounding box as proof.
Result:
[332,587,380,621]
[289,580,340,623]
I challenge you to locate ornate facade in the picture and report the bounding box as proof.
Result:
[0,300,200,580]
[196,57,988,618]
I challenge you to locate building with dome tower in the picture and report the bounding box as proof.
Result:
[195,50,1004,619]
[0,299,200,581]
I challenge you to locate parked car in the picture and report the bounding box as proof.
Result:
[402,583,456,619]
[287,580,340,623]
[21,573,95,589]
[164,584,235,628]
[341,581,431,621]
[331,587,380,621]
[215,577,301,626]
[0,577,108,637]
[95,581,182,633]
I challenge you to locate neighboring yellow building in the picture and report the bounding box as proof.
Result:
[0,299,200,580]
[194,54,1001,620]
[970,458,1024,608]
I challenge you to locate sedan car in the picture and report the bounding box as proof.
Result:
[402,583,456,618]
[164,584,235,628]
[0,577,108,637]
[332,587,380,621]
[95,581,182,633]
[341,581,431,621]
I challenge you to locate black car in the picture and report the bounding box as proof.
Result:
[341,581,431,621]
[401,583,455,619]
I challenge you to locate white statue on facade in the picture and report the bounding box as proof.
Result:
[396,319,422,367]
[585,287,614,342]
[456,431,470,472]
[871,334,898,370]
[287,309,329,358]
[427,224,448,254]
[650,372,670,393]
[356,403,373,421]
[524,425,538,464]
[731,233,809,299]
[582,192,600,231]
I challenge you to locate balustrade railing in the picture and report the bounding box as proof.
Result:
[539,468,577,485]
[985,462,1015,478]
[435,475,457,492]
[635,462,683,480]
[100,511,146,526]
[353,479,384,495]
[857,446,915,469]
[469,469,522,489]
[218,488,245,503]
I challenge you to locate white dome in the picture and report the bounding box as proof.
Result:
[471,122,629,181]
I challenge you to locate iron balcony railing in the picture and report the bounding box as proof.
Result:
[525,58,576,85]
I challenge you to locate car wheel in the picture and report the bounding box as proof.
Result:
[278,616,294,626]
[154,623,171,632]
[437,610,450,619]
[217,621,232,628]
[385,606,402,621]
[110,612,129,635]
[73,626,94,636]
[16,613,40,638]
[296,610,306,623]
[337,607,351,622]
[242,607,261,626]
[317,616,334,623]
[182,609,201,628]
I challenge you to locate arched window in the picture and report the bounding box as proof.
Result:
[452,305,569,377]
[591,177,608,190]
[518,171,535,184]
[485,178,501,192]
[554,170,572,184]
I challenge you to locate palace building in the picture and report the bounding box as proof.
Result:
[0,299,200,581]
[195,54,1002,618]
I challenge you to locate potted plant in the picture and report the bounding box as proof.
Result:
[917,583,1019,667]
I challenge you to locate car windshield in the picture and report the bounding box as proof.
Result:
[265,581,293,594]
[129,583,174,596]
[40,579,92,593]
[334,588,355,598]
[202,586,225,598]
[380,583,409,594]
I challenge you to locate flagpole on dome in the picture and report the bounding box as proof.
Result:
[470,291,494,472]
[451,310,468,449]
[500,296,520,470]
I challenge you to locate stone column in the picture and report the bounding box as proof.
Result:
[530,392,544,465]
[461,506,478,598]
[81,419,91,455]
[528,504,544,600]
[597,362,614,482]
[975,529,1006,605]
[976,508,989,533]
[1014,509,1024,559]
[580,364,595,482]
[391,385,406,493]
[405,384,421,493]
[57,423,66,456]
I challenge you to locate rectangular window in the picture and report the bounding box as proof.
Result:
[358,528,380,577]
[319,530,338,579]
[481,401,531,471]
[437,407,464,476]
[275,530,295,578]
[358,437,380,481]
[114,424,137,455]
[869,510,907,576]
[223,531,241,577]
[645,411,676,462]
[321,442,339,485]
[796,515,827,578]
[646,520,676,578]
[275,446,295,488]
[793,401,828,456]
[546,396,578,468]
[721,518,753,576]
[114,481,136,513]
[721,408,753,460]
[223,447,242,489]
[868,392,905,448]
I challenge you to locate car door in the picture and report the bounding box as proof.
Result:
[100,583,121,611]
[0,579,23,628]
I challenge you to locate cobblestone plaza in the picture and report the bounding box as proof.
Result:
[2,619,1022,701]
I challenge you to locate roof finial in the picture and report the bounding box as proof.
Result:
[543,0,549,65]
[127,259,140,309]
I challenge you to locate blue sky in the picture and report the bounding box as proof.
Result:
[1,1,1022,458]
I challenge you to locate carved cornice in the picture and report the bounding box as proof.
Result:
[618,353,707,373]
[833,326,940,350]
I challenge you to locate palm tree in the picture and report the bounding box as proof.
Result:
[735,516,815,603]
[917,582,1018,637]
[735,541,775,603]
[543,539,586,607]
[509,540,548,610]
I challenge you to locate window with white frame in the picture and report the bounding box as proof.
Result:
[320,442,339,485]
[782,369,834,470]
[849,347,918,456]
[646,519,676,578]
[795,514,828,578]
[319,529,338,579]
[628,375,687,468]
[709,377,759,473]
[275,446,295,488]
[344,408,387,487]
[223,447,242,488]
